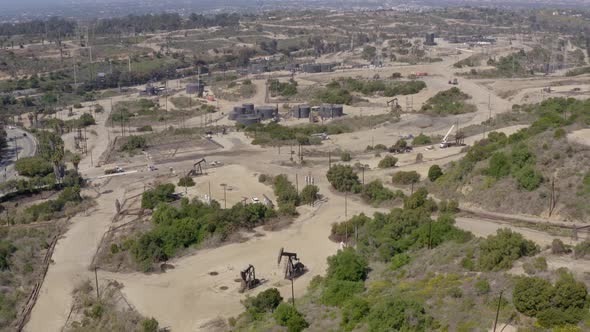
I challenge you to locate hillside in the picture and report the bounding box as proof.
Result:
[229,189,590,331]
[431,97,590,221]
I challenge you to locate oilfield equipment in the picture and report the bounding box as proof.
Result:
[239,264,260,292]
[386,98,401,111]
[277,247,306,280]
[187,158,206,177]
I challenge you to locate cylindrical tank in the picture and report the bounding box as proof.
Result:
[331,104,344,117]
[236,115,260,126]
[320,63,332,72]
[233,106,246,114]
[255,106,277,120]
[298,104,310,118]
[228,112,238,120]
[242,103,255,113]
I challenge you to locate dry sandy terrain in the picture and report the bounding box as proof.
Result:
[25,37,589,332]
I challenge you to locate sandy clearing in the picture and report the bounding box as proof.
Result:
[102,181,385,331]
[567,128,590,147]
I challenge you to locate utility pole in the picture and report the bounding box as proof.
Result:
[222,184,227,209]
[493,290,503,332]
[361,166,365,186]
[295,174,299,194]
[13,137,18,161]
[344,191,348,218]
[290,277,295,308]
[428,218,432,249]
[208,181,212,204]
[94,267,100,299]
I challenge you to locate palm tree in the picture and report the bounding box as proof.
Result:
[72,154,81,172]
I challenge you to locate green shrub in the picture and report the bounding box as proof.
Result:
[513,276,554,317]
[244,288,283,318]
[378,155,398,168]
[326,247,368,282]
[390,253,411,270]
[326,165,361,192]
[273,303,309,332]
[367,298,431,332]
[177,176,195,187]
[0,241,16,270]
[392,171,420,185]
[15,157,53,177]
[412,134,432,145]
[273,175,300,215]
[341,297,369,331]
[420,87,476,115]
[474,278,490,295]
[428,165,443,182]
[300,185,319,205]
[78,113,96,127]
[141,318,159,332]
[321,279,365,306]
[341,151,352,162]
[478,229,538,271]
[515,165,543,191]
[120,135,147,152]
[361,180,402,206]
[574,240,590,259]
[141,183,176,209]
[486,152,511,179]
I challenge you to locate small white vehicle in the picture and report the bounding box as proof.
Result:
[251,197,260,204]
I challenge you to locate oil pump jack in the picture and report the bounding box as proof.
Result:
[277,247,305,279]
[187,158,206,177]
[239,264,260,292]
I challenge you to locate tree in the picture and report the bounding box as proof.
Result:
[341,151,352,162]
[300,185,319,205]
[478,229,538,271]
[326,248,369,282]
[273,303,309,332]
[177,176,195,187]
[78,113,96,127]
[244,288,283,318]
[513,276,554,317]
[378,155,398,168]
[141,318,159,332]
[141,183,176,209]
[367,298,431,332]
[326,165,361,192]
[392,170,420,185]
[15,156,53,177]
[427,165,443,182]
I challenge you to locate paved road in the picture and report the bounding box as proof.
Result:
[0,127,37,182]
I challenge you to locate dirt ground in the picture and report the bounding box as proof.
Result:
[24,36,590,332]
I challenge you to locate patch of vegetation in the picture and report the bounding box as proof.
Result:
[477,228,538,271]
[392,170,420,185]
[336,77,426,97]
[565,66,590,77]
[15,156,53,177]
[177,176,195,187]
[361,180,405,207]
[24,186,84,222]
[412,133,432,146]
[272,175,301,216]
[119,135,147,152]
[428,165,443,182]
[340,151,352,162]
[326,164,361,193]
[378,155,398,168]
[244,122,350,146]
[314,81,353,105]
[513,271,588,327]
[420,87,476,115]
[129,195,276,271]
[268,79,298,97]
[141,183,176,209]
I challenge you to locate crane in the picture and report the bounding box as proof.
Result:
[439,125,455,148]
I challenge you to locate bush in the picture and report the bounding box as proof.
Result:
[574,240,590,259]
[478,229,539,271]
[420,87,476,115]
[299,185,319,205]
[273,303,309,332]
[177,176,195,187]
[513,276,554,317]
[326,247,369,282]
[361,180,402,206]
[392,171,420,185]
[390,253,410,270]
[15,157,53,177]
[427,165,443,182]
[141,318,159,332]
[326,165,361,192]
[367,298,431,332]
[321,279,365,306]
[378,155,398,168]
[273,175,300,215]
[515,165,543,191]
[341,151,352,162]
[120,135,147,152]
[244,288,283,318]
[412,134,432,145]
[474,278,491,295]
[78,113,96,127]
[341,297,369,331]
[141,183,176,209]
